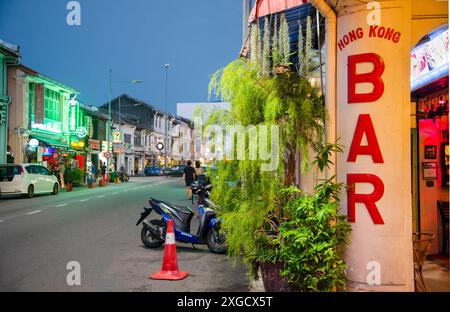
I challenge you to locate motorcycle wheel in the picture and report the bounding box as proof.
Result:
[141,219,165,248]
[206,228,226,254]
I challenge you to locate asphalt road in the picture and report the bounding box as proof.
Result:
[0,176,248,292]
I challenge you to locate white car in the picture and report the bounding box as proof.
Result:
[0,163,60,198]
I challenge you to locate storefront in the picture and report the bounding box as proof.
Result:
[411,25,449,255]
[311,0,449,291]
[27,133,68,165]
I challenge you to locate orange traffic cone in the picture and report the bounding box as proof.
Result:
[150,219,189,280]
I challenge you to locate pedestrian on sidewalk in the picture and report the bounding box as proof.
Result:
[194,160,204,181]
[101,162,107,181]
[182,160,196,200]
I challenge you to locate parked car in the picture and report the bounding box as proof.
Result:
[0,164,60,198]
[145,165,162,176]
[165,165,187,177]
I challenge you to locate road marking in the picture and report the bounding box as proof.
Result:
[112,192,118,195]
[97,195,106,198]
[56,204,68,208]
[26,210,42,215]
[0,220,4,223]
[79,199,89,202]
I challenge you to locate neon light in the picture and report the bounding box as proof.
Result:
[76,127,88,138]
[68,95,78,132]
[31,121,62,134]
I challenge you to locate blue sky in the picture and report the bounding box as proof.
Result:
[0,0,243,113]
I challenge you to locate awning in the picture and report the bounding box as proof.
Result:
[30,134,67,148]
[249,0,308,23]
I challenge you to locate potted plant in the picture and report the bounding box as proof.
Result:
[65,168,83,191]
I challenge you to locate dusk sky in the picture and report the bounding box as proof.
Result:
[0,0,243,113]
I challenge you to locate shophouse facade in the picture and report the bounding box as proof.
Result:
[7,64,81,166]
[0,39,20,164]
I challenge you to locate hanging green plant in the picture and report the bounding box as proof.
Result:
[205,13,350,292]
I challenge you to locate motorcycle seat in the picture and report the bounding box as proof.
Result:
[150,198,194,215]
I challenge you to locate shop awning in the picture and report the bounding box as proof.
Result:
[30,134,67,148]
[249,0,308,23]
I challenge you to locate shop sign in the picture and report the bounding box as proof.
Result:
[112,131,122,143]
[88,139,100,150]
[34,84,45,124]
[68,95,78,132]
[76,126,88,138]
[29,138,39,149]
[70,140,85,149]
[411,28,449,91]
[31,120,63,134]
[101,141,112,153]
[113,143,124,154]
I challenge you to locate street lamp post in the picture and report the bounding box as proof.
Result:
[107,67,112,183]
[107,66,142,180]
[164,64,170,169]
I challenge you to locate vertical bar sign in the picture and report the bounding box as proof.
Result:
[68,95,78,132]
[34,83,45,124]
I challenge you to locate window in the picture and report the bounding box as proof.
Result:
[124,134,132,144]
[44,88,61,122]
[134,132,141,146]
[37,166,51,176]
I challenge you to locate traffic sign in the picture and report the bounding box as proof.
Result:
[104,152,111,159]
[156,142,164,151]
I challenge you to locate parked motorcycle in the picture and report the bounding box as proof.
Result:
[118,170,129,182]
[136,181,226,254]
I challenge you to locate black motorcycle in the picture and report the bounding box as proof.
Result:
[118,169,129,182]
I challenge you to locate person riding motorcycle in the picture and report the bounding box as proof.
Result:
[118,165,129,182]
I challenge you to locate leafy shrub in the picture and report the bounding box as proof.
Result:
[65,168,84,186]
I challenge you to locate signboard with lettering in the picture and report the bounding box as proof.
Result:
[34,84,45,124]
[336,1,413,290]
[112,131,122,143]
[68,95,78,132]
[88,139,100,150]
[101,141,112,153]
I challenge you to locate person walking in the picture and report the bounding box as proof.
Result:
[182,160,196,200]
[194,160,204,181]
[101,162,107,181]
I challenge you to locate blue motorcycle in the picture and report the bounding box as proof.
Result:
[136,181,226,254]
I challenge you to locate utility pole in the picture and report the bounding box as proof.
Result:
[107,66,112,182]
[164,64,170,169]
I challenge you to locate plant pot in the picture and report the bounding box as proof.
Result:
[274,64,289,75]
[88,182,94,189]
[66,183,73,192]
[99,180,106,187]
[114,177,120,184]
[260,262,293,292]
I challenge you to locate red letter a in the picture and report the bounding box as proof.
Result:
[347,174,385,224]
[347,114,384,163]
[348,53,385,103]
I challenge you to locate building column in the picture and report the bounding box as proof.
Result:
[335,0,414,291]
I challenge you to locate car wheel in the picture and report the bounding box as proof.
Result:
[52,183,59,195]
[26,185,34,198]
